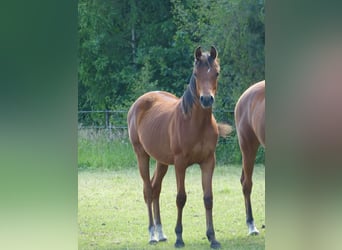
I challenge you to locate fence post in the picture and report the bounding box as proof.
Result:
[105,110,110,129]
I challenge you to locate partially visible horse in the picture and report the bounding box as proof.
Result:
[128,46,232,248]
[234,80,265,235]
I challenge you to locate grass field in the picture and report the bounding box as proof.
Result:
[78,164,265,249]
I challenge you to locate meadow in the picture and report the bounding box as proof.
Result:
[78,167,265,249]
[78,129,265,249]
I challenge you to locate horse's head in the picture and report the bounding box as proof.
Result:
[193,46,220,109]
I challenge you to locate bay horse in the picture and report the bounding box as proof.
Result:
[234,80,265,235]
[127,46,232,248]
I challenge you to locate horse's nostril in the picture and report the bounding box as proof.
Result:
[210,96,214,103]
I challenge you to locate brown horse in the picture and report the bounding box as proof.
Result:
[127,46,231,248]
[234,80,265,235]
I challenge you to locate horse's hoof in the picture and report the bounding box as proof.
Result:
[159,236,167,242]
[174,240,185,248]
[247,222,259,236]
[155,224,167,242]
[248,230,259,236]
[149,239,158,245]
[210,240,221,249]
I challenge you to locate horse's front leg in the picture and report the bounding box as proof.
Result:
[174,162,187,248]
[200,155,221,249]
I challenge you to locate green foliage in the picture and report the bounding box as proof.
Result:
[210,0,265,110]
[78,0,265,111]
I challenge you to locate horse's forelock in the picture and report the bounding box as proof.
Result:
[194,52,220,73]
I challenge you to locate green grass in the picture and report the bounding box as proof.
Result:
[78,129,137,170]
[78,165,265,249]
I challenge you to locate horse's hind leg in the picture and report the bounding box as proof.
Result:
[135,147,157,244]
[239,136,260,236]
[151,162,169,242]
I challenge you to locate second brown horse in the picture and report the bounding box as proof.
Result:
[128,46,231,248]
[235,80,265,236]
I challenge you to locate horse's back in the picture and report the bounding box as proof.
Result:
[235,80,265,147]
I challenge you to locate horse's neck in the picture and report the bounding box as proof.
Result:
[190,103,213,124]
[178,102,212,131]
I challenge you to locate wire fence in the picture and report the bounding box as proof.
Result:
[78,110,128,129]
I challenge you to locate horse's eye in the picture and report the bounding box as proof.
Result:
[216,72,219,77]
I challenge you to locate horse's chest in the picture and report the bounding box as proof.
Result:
[190,141,207,158]
[177,131,217,162]
[192,136,215,154]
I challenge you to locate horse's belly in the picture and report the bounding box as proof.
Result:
[149,150,174,165]
[138,126,174,165]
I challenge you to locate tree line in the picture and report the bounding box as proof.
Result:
[78,0,264,111]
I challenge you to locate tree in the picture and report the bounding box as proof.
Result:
[170,0,264,110]
[211,0,265,110]
[78,0,138,110]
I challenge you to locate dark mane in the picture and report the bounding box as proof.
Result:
[181,74,197,115]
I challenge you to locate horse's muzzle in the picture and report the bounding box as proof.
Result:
[200,95,214,108]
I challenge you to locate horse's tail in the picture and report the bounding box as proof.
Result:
[217,123,233,138]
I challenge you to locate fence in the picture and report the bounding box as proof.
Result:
[78,110,235,130]
[78,110,234,129]
[78,110,128,129]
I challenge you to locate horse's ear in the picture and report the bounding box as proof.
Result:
[195,46,202,61]
[210,46,217,59]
